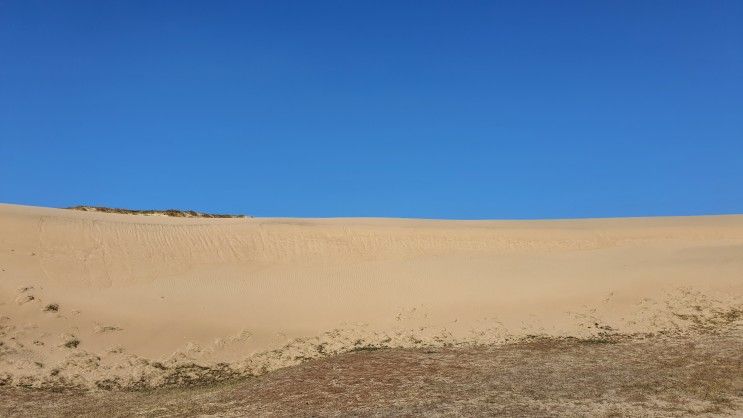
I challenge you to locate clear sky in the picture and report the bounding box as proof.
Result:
[1,1,741,219]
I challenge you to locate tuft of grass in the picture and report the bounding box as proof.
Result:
[43,303,59,312]
[63,338,80,349]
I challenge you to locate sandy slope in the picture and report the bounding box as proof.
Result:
[0,203,742,389]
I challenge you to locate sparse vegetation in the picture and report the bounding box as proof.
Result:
[67,206,249,218]
[94,325,122,333]
[63,338,80,349]
[349,345,383,352]
[43,304,59,312]
[1,330,740,416]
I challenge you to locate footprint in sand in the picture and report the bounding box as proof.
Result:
[15,286,37,305]
[15,294,35,305]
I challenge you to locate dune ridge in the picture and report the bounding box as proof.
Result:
[0,204,742,389]
[67,205,249,219]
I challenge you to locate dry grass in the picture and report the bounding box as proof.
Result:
[62,338,80,349]
[1,330,741,417]
[66,206,248,218]
[42,304,59,312]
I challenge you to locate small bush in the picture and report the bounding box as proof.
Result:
[64,338,80,349]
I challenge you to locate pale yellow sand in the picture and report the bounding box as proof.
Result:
[1,203,741,389]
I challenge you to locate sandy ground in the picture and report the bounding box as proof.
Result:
[0,203,742,413]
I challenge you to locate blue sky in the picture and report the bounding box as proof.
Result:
[1,1,741,219]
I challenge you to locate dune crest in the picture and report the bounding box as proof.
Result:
[1,204,742,389]
[67,205,249,218]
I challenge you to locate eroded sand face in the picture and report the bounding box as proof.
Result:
[0,204,741,389]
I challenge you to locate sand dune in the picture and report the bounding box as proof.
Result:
[1,203,742,389]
